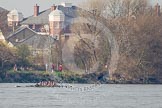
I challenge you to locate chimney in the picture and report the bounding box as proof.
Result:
[34,4,39,17]
[155,3,160,16]
[51,4,57,11]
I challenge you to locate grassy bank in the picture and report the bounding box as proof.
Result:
[0,70,106,83]
[0,70,161,84]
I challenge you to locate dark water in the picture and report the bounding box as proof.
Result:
[0,83,162,108]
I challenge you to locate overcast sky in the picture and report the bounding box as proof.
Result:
[0,0,161,17]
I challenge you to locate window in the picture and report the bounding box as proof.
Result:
[8,21,13,26]
[54,22,59,29]
[12,15,17,21]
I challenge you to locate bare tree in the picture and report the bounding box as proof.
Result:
[71,0,112,74]
[74,38,96,73]
[75,0,162,83]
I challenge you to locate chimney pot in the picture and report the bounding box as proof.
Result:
[51,4,57,11]
[34,4,39,17]
[155,3,160,16]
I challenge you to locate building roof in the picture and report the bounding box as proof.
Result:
[0,7,7,12]
[49,8,64,17]
[8,9,19,16]
[21,5,78,25]
[7,26,55,49]
[49,8,65,21]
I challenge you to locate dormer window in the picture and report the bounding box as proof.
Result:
[7,9,23,27]
[54,22,59,29]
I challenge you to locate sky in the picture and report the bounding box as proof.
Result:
[0,0,86,17]
[0,0,161,17]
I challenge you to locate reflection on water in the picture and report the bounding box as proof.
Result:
[0,83,162,108]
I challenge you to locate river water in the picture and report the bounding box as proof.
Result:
[0,83,162,108]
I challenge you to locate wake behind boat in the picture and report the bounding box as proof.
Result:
[15,81,61,88]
